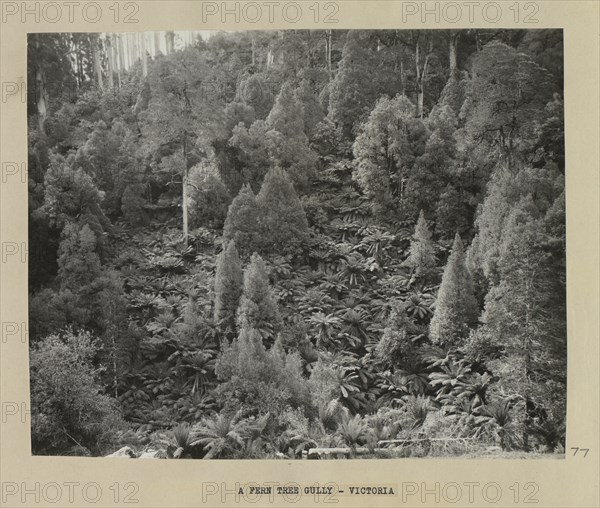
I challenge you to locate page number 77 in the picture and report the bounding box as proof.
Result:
[571,447,590,457]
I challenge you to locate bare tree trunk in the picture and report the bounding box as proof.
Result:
[183,173,189,246]
[103,298,120,399]
[154,31,161,56]
[415,37,422,117]
[420,50,431,119]
[400,52,406,96]
[182,138,189,246]
[181,128,193,247]
[93,42,104,91]
[522,273,535,452]
[126,33,131,66]
[141,32,148,77]
[113,35,121,88]
[35,67,48,133]
[74,37,84,89]
[276,31,285,66]
[130,33,136,65]
[449,32,459,74]
[106,35,115,88]
[112,334,118,399]
[326,29,333,77]
[165,31,175,55]
[118,34,126,75]
[415,37,433,119]
[133,32,140,63]
[122,34,128,70]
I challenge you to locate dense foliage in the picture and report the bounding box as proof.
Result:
[28,29,566,458]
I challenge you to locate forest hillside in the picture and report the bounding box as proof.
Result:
[27,29,566,459]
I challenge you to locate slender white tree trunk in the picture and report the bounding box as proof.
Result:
[182,138,189,246]
[415,37,433,119]
[165,31,175,55]
[449,32,459,74]
[93,43,104,90]
[154,31,161,56]
[128,33,135,66]
[326,30,333,77]
[36,68,47,133]
[106,35,115,88]
[141,32,148,77]
[113,35,121,87]
[118,34,126,73]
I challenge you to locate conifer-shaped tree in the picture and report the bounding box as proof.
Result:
[223,184,262,259]
[465,170,566,449]
[298,78,325,139]
[266,82,306,140]
[406,211,437,277]
[329,31,384,138]
[429,233,478,347]
[215,324,309,415]
[265,83,317,190]
[237,253,282,341]
[214,325,268,398]
[235,326,269,381]
[214,241,244,332]
[256,167,309,256]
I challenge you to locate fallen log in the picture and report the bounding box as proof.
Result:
[379,437,475,446]
[307,447,389,459]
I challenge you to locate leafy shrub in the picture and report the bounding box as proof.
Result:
[30,329,125,455]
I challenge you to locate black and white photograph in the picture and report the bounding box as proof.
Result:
[27,28,566,460]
